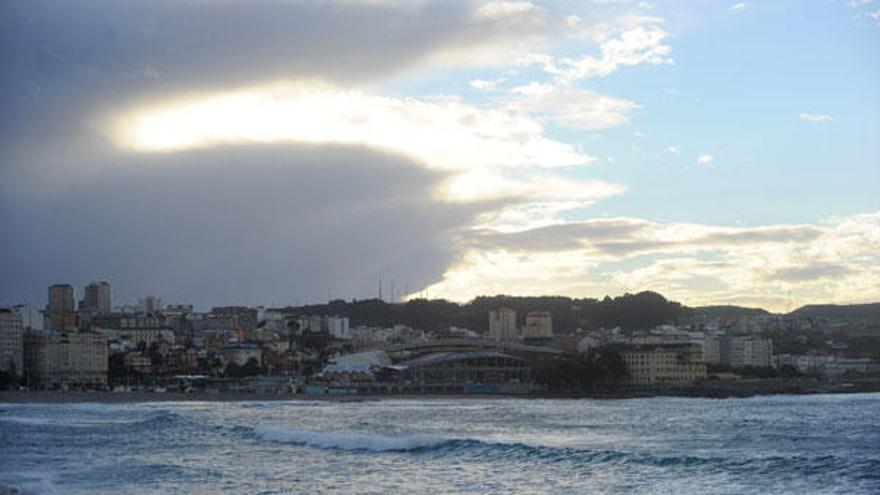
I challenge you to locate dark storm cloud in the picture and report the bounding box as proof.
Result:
[0,0,540,307]
[0,145,493,308]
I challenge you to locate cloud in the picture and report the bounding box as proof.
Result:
[509,86,641,130]
[422,212,880,311]
[665,146,680,155]
[696,154,714,166]
[799,112,834,123]
[0,0,548,158]
[470,78,504,90]
[728,3,751,13]
[0,144,496,308]
[557,15,673,81]
[108,81,609,220]
[768,262,855,282]
[475,1,539,20]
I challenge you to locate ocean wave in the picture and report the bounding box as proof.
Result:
[248,424,880,479]
[252,425,453,452]
[0,410,178,429]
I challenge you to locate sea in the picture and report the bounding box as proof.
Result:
[1,393,879,494]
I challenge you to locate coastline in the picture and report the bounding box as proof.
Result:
[3,379,880,404]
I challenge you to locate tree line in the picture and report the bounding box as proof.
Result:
[280,291,688,334]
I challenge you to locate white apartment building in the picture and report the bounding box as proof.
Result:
[489,308,517,342]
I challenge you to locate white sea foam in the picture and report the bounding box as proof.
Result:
[0,412,167,428]
[253,425,452,452]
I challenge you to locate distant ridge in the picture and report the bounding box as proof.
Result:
[692,305,773,318]
[788,303,880,324]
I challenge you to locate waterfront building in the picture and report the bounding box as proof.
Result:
[0,308,24,377]
[523,311,553,339]
[385,351,530,389]
[704,336,773,368]
[489,307,517,342]
[24,330,108,389]
[123,352,152,373]
[620,343,707,386]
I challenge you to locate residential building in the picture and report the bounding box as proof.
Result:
[705,335,773,368]
[0,308,24,377]
[81,281,112,315]
[138,296,163,315]
[326,316,350,339]
[523,311,552,339]
[24,330,108,389]
[620,344,707,386]
[46,284,78,332]
[222,343,262,367]
[489,307,517,342]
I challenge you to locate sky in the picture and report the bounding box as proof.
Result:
[0,0,878,312]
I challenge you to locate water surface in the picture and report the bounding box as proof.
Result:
[1,394,878,494]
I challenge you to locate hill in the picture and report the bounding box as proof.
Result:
[279,291,688,333]
[788,303,880,324]
[692,305,773,318]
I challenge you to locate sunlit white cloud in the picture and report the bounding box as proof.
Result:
[112,81,627,230]
[799,112,834,123]
[470,78,504,90]
[729,3,751,13]
[421,212,880,312]
[696,154,714,166]
[113,82,590,171]
[509,86,641,130]
[556,15,673,82]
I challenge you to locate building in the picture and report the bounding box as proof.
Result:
[522,311,553,339]
[138,296,163,315]
[24,330,108,389]
[47,284,75,315]
[46,284,78,332]
[620,344,707,386]
[0,308,24,377]
[81,281,112,315]
[123,352,152,373]
[222,343,263,367]
[705,336,773,368]
[96,326,175,348]
[293,315,350,339]
[386,351,530,389]
[489,307,517,342]
[326,316,350,339]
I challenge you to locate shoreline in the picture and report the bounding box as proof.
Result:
[3,380,880,404]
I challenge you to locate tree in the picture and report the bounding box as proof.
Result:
[533,348,628,391]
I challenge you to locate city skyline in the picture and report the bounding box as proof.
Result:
[1,1,878,312]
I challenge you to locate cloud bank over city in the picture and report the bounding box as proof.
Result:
[1,0,878,311]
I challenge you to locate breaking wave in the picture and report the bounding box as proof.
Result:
[252,425,453,452]
[0,409,178,429]
[248,424,880,479]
